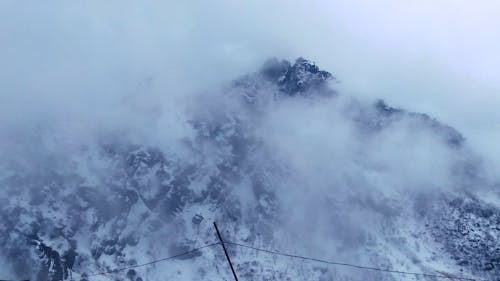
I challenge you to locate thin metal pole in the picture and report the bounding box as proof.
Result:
[213,222,239,281]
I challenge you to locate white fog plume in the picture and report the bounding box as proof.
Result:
[1,1,499,281]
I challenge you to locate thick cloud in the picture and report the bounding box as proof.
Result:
[1,0,498,165]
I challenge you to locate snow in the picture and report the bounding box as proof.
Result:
[0,58,497,281]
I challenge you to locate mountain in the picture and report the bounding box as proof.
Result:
[0,58,499,281]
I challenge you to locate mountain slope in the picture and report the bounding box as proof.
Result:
[0,58,498,281]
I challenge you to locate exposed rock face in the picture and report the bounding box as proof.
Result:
[0,58,498,281]
[425,196,500,279]
[260,58,334,96]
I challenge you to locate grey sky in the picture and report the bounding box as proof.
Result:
[1,0,498,168]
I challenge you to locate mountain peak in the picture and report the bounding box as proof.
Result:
[260,57,335,96]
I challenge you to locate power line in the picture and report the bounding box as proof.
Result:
[74,242,221,277]
[60,238,483,281]
[225,241,480,281]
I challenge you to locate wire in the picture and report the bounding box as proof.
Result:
[76,242,221,277]
[224,241,480,281]
[43,237,484,281]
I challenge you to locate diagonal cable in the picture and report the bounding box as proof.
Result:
[75,242,220,277]
[225,241,481,281]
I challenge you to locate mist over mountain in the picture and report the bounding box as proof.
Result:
[0,58,499,281]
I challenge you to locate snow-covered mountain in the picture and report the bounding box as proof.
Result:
[1,58,499,281]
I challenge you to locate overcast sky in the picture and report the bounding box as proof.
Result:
[1,0,499,167]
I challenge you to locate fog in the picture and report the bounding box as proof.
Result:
[1,0,499,165]
[1,1,499,280]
